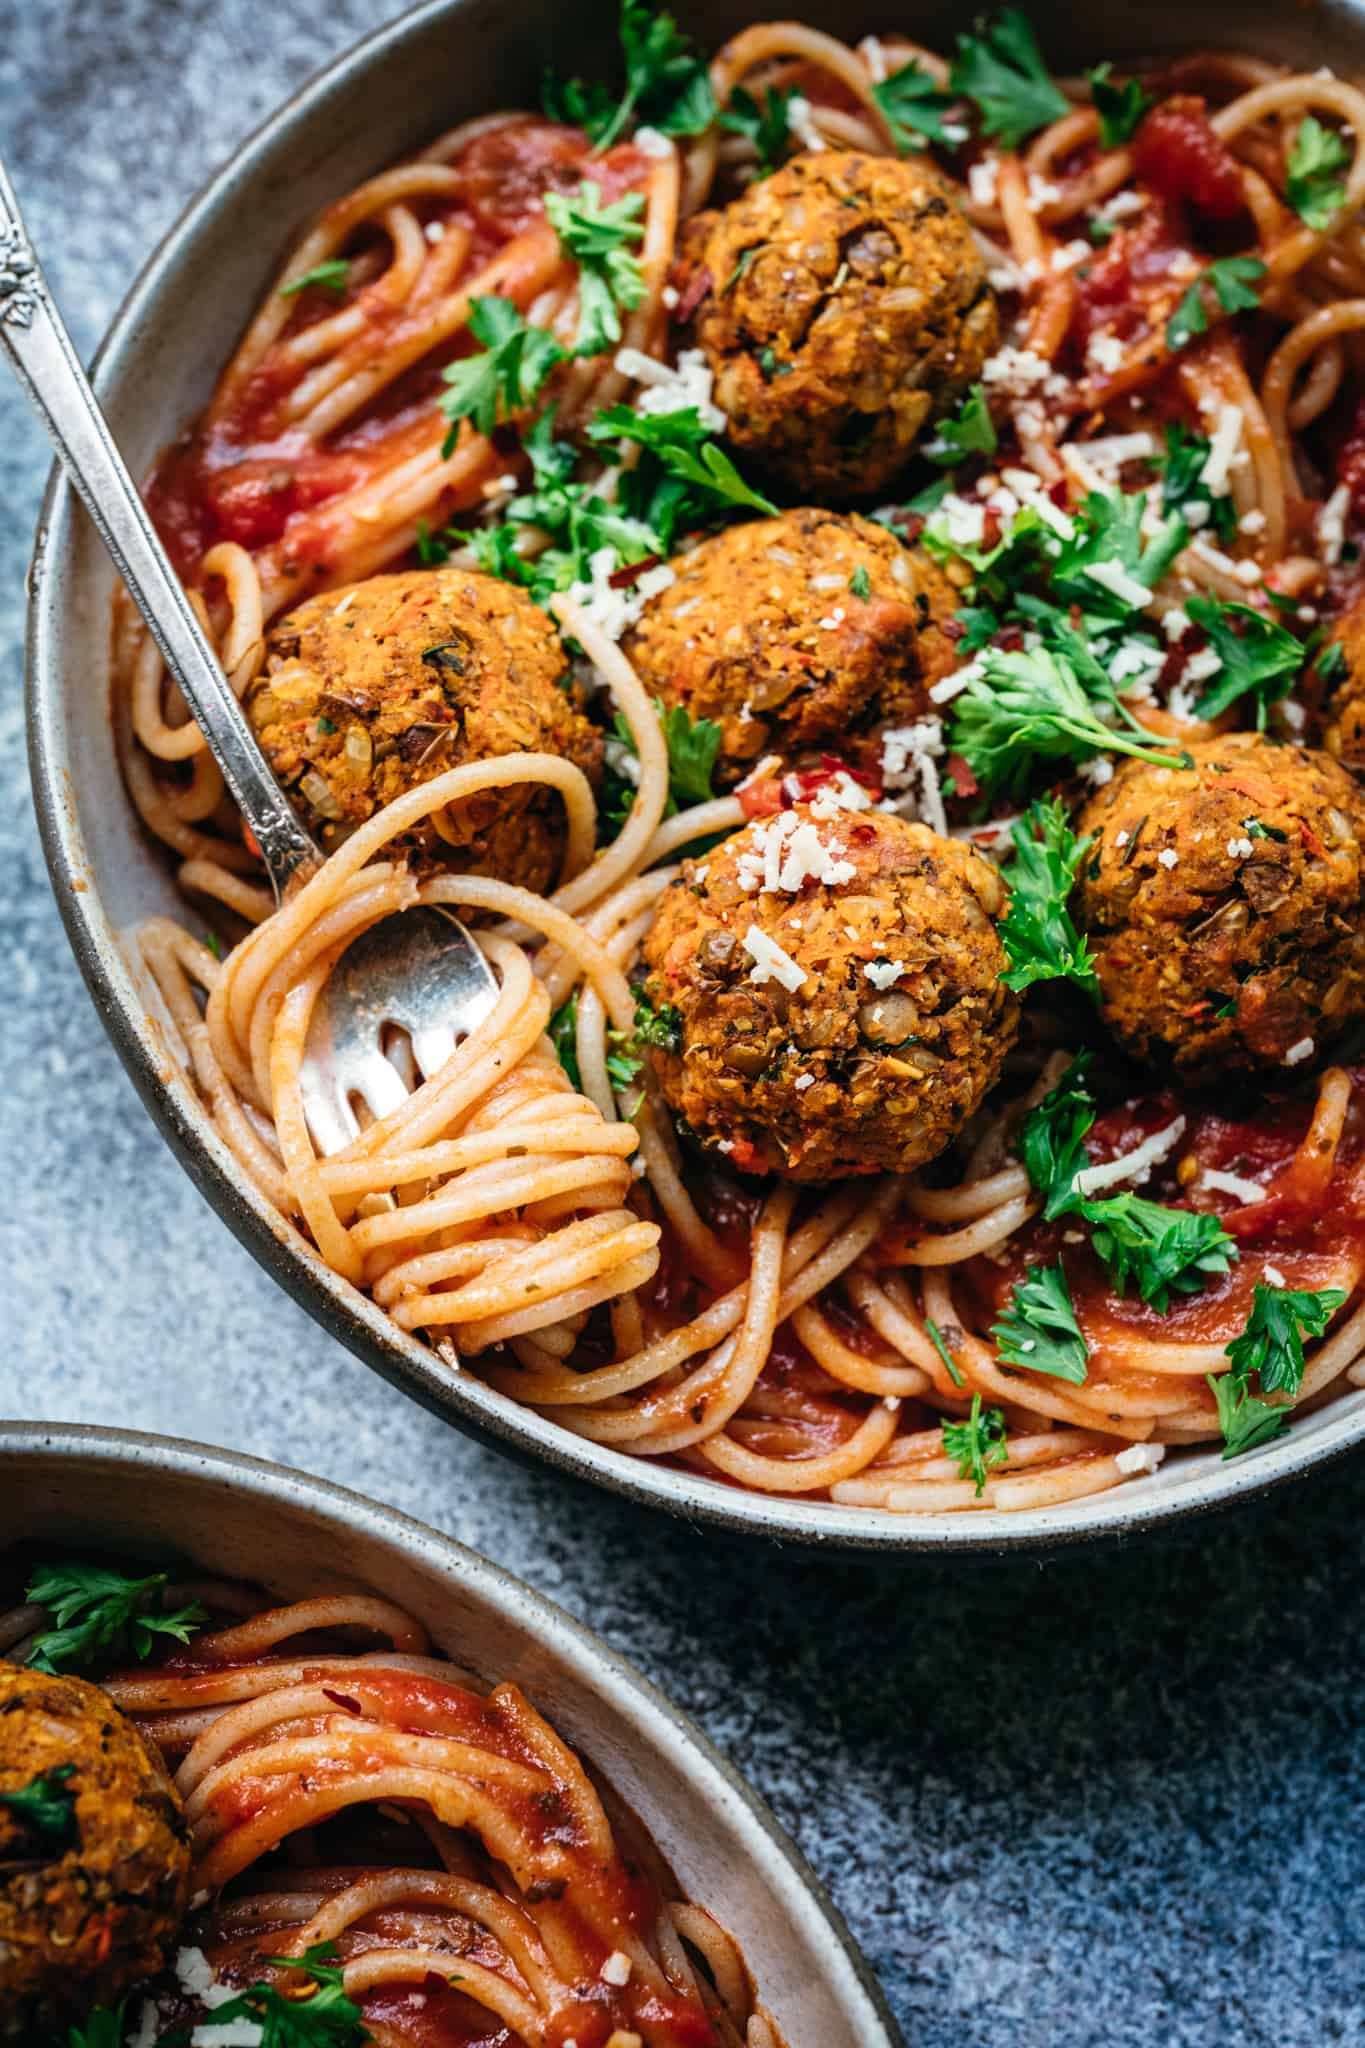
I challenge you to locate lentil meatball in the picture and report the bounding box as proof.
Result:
[0,1664,189,2036]
[621,508,959,785]
[639,805,1018,1180]
[683,150,998,500]
[1075,733,1365,1077]
[1320,593,1365,774]
[246,568,602,888]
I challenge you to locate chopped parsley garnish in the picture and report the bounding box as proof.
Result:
[1014,1057,1237,1307]
[1049,487,1187,618]
[1286,114,1351,231]
[63,2006,130,2048]
[461,409,657,602]
[849,564,872,598]
[1225,1280,1346,1399]
[633,992,683,1053]
[1166,255,1267,351]
[543,182,646,356]
[947,644,1188,803]
[1088,214,1118,243]
[190,1943,368,2047]
[415,518,457,566]
[607,700,722,828]
[549,995,583,1089]
[926,1315,965,1387]
[280,258,351,297]
[942,1395,1009,1495]
[24,1562,206,1675]
[1084,1193,1236,1313]
[593,403,778,526]
[949,10,1069,150]
[925,382,997,467]
[992,1261,1089,1383]
[1211,1280,1346,1457]
[1183,596,1303,725]
[997,798,1100,997]
[1016,1051,1097,1219]
[1155,422,1237,543]
[606,1029,643,1091]
[719,84,795,172]
[1086,62,1153,147]
[439,298,564,449]
[541,0,716,149]
[1209,1373,1291,1459]
[872,60,961,151]
[1317,636,1349,687]
[0,1764,77,1845]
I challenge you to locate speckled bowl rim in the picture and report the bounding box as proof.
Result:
[0,1418,903,2045]
[25,0,1365,1553]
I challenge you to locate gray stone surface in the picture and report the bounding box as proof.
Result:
[1,7,1364,2043]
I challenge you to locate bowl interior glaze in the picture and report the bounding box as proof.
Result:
[0,1420,901,2047]
[26,0,1365,1551]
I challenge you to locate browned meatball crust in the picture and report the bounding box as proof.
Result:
[683,151,998,500]
[1321,592,1365,774]
[621,508,959,785]
[640,805,1018,1180]
[0,1664,189,2036]
[1075,734,1365,1076]
[246,568,602,888]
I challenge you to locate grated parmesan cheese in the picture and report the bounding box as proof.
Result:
[736,812,857,893]
[1070,1116,1187,1198]
[1115,1443,1166,1477]
[743,926,807,992]
[1157,847,1179,869]
[785,93,827,150]
[1200,1166,1266,1205]
[1319,482,1351,566]
[1083,557,1153,610]
[615,345,726,431]
[864,959,907,989]
[1264,1262,1288,1288]
[567,548,675,642]
[1198,403,1244,498]
[600,1951,633,1987]
[1284,1036,1315,1066]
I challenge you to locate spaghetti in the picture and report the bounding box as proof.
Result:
[1,1570,779,2045]
[116,16,1365,1516]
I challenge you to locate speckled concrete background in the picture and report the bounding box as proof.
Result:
[2,5,1364,2042]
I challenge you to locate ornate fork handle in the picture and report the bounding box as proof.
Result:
[0,156,319,897]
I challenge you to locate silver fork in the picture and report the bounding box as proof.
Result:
[0,158,497,1154]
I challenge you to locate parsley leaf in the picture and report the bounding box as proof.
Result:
[1016,1051,1097,1219]
[608,700,722,825]
[949,10,1069,150]
[1286,114,1351,231]
[719,84,795,172]
[63,2005,129,2048]
[25,1562,206,1675]
[942,1394,1009,1495]
[1224,1280,1346,1399]
[1166,255,1267,351]
[872,61,960,151]
[926,1316,965,1387]
[1183,596,1303,725]
[280,258,352,298]
[0,1763,77,1845]
[1209,1371,1291,1458]
[947,644,1188,803]
[1082,1193,1237,1313]
[544,182,646,357]
[543,0,716,149]
[549,995,583,1089]
[439,297,565,448]
[196,1942,368,2046]
[1086,62,1153,147]
[992,1261,1089,1382]
[925,382,997,467]
[998,797,1100,997]
[634,991,683,1053]
[1156,423,1237,543]
[464,411,660,603]
[594,402,778,526]
[606,1029,643,1090]
[1049,487,1187,619]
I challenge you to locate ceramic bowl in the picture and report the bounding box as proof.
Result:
[26,0,1365,1549]
[0,1418,901,2045]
